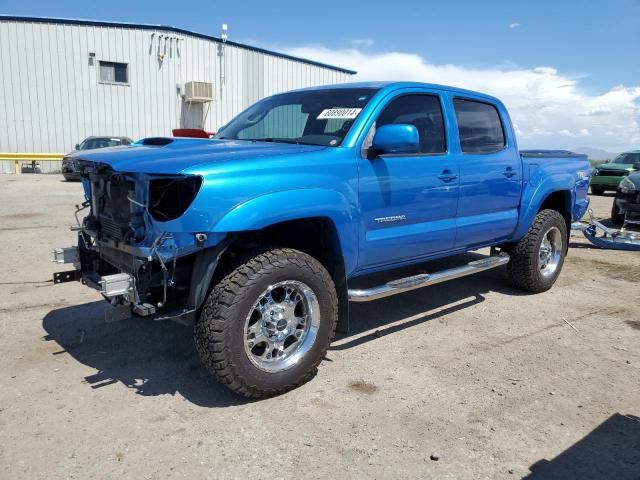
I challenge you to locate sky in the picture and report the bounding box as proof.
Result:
[2,0,639,151]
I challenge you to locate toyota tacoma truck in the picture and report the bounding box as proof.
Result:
[52,82,591,398]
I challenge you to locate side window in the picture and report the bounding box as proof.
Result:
[376,95,446,154]
[453,98,505,153]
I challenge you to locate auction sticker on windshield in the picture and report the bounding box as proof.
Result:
[317,108,362,120]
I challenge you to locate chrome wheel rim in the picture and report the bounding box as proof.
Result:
[538,226,563,278]
[243,281,320,373]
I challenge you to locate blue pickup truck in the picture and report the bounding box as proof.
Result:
[53,82,591,398]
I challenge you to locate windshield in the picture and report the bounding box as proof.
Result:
[611,153,640,164]
[79,137,129,150]
[215,88,378,146]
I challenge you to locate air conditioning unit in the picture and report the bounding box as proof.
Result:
[183,81,214,103]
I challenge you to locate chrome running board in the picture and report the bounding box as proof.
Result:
[348,252,510,302]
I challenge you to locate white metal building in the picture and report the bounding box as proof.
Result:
[0,16,355,172]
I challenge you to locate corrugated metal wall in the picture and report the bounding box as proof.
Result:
[0,19,352,173]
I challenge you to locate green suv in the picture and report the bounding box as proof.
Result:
[590,151,640,195]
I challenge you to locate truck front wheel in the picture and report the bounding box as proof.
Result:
[195,247,338,398]
[505,209,568,293]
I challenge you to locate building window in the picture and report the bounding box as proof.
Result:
[99,61,128,84]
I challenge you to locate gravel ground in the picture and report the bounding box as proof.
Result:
[0,175,638,479]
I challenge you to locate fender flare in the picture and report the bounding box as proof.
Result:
[513,174,575,239]
[211,188,358,273]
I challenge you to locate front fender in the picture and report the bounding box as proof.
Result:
[212,189,359,273]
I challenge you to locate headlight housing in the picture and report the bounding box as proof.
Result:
[148,175,203,222]
[619,177,636,194]
[592,168,600,176]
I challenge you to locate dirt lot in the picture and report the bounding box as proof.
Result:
[0,175,638,479]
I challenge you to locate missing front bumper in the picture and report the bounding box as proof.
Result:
[52,266,195,325]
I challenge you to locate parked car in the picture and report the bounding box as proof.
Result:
[590,151,640,195]
[62,136,133,181]
[53,82,591,398]
[611,169,640,225]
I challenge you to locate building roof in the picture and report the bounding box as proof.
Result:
[0,15,357,75]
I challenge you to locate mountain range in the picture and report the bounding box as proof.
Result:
[572,147,619,160]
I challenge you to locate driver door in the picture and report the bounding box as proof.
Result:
[357,92,459,269]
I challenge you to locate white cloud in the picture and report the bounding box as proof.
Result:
[351,38,375,48]
[284,46,640,151]
[509,22,521,29]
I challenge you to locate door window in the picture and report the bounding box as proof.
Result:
[376,95,446,154]
[453,99,505,153]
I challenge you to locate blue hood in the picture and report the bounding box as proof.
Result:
[76,138,326,174]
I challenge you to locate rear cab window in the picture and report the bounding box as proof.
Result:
[453,98,505,154]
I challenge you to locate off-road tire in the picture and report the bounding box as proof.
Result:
[590,186,605,196]
[195,247,338,398]
[505,209,568,293]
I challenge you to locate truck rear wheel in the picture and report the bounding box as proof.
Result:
[590,186,605,196]
[505,209,567,293]
[195,247,338,398]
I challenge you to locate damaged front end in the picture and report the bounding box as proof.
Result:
[53,161,227,324]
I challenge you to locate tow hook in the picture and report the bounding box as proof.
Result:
[53,247,79,265]
[99,273,157,321]
[99,273,134,299]
[52,247,81,284]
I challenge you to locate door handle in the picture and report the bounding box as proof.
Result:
[503,166,517,178]
[438,170,458,183]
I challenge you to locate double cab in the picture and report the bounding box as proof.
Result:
[53,82,591,398]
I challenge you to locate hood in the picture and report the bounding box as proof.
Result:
[597,162,634,171]
[76,138,326,174]
[64,149,86,159]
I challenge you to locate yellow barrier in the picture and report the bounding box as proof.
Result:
[0,153,65,175]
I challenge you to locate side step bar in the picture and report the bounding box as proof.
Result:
[348,252,510,302]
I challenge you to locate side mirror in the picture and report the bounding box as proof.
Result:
[372,124,419,155]
[633,162,640,171]
[75,144,80,150]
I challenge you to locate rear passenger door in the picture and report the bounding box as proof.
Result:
[452,98,522,248]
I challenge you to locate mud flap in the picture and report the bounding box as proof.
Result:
[188,241,230,312]
[334,256,350,334]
